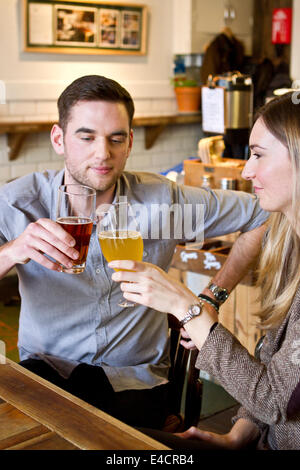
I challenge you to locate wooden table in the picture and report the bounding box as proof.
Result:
[0,358,168,450]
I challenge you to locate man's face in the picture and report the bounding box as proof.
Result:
[53,100,133,198]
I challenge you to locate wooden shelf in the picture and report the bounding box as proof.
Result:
[0,113,201,161]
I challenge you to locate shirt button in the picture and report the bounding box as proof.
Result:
[96,268,101,274]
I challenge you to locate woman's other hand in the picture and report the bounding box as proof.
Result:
[175,427,238,450]
[176,419,260,450]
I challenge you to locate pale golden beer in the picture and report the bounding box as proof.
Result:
[98,230,144,268]
[97,201,143,307]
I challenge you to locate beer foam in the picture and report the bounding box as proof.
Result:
[98,230,141,239]
[57,217,92,225]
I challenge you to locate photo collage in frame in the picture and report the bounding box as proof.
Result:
[25,1,146,54]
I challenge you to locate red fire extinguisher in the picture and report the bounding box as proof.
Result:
[272,8,292,44]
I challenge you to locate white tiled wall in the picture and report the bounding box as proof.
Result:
[0,97,203,186]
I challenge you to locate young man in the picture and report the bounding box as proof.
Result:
[0,75,268,429]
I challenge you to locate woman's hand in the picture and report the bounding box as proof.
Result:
[175,427,239,450]
[176,419,260,450]
[109,260,219,349]
[108,260,199,320]
[110,257,198,350]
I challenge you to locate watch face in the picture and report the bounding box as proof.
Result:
[217,290,229,302]
[209,283,228,303]
[191,304,201,315]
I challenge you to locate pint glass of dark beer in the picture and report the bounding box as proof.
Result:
[56,184,96,274]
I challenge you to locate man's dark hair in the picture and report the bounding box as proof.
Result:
[57,75,135,131]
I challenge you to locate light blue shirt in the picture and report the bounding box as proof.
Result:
[0,170,268,391]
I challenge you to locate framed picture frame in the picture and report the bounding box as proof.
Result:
[23,0,147,55]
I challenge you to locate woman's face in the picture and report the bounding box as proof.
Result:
[242,118,293,218]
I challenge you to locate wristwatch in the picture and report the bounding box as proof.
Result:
[180,301,203,327]
[207,282,229,305]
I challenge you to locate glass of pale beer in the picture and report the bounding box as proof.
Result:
[97,201,143,307]
[56,184,96,274]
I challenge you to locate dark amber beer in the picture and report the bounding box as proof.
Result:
[57,216,93,273]
[56,184,95,274]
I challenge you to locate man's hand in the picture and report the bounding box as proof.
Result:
[179,224,266,351]
[205,224,266,297]
[180,328,198,350]
[4,218,79,272]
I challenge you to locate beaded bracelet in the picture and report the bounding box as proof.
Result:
[198,293,219,313]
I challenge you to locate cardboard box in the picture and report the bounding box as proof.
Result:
[184,158,252,192]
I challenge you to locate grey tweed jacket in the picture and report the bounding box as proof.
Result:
[196,286,300,450]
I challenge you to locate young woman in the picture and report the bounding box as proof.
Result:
[108,92,300,450]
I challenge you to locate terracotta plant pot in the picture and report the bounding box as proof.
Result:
[174,86,202,113]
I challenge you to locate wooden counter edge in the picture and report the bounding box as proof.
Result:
[0,357,169,450]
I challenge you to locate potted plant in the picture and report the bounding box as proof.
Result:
[172,78,202,113]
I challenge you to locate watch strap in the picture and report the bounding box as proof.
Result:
[180,301,203,327]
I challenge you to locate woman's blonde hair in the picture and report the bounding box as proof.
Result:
[254,92,300,329]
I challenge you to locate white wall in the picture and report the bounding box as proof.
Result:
[173,0,253,55]
[191,0,253,54]
[291,0,300,81]
[173,0,193,54]
[0,0,204,185]
[1,0,175,102]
